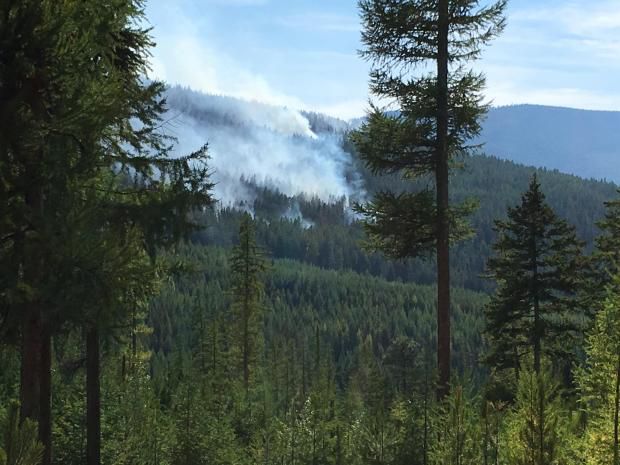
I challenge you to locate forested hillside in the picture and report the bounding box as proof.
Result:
[158,85,619,293]
[192,155,617,292]
[149,246,489,387]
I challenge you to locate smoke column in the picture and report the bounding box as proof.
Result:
[162,86,361,207]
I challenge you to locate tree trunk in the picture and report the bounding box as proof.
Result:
[291,428,296,465]
[483,403,489,465]
[314,325,320,383]
[87,326,101,465]
[514,346,520,383]
[538,374,545,465]
[614,352,620,465]
[40,326,52,465]
[495,412,500,465]
[302,344,307,398]
[285,349,290,407]
[423,361,429,465]
[336,426,342,465]
[436,0,451,400]
[533,295,541,374]
[131,312,137,358]
[531,214,541,375]
[243,303,250,393]
[20,308,42,422]
[243,231,251,392]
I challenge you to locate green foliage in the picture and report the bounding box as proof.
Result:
[230,214,268,391]
[101,361,171,465]
[430,386,482,465]
[481,401,508,465]
[190,157,616,294]
[484,175,587,376]
[576,277,620,465]
[148,243,489,389]
[503,363,570,465]
[1,1,620,463]
[0,404,43,465]
[352,0,505,257]
[354,0,506,397]
[169,376,241,465]
[587,191,620,311]
[595,192,620,277]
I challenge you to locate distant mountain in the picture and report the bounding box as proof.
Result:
[480,104,620,183]
[351,104,620,183]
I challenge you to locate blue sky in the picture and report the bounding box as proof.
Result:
[145,0,620,119]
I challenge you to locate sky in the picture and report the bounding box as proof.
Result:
[145,0,620,120]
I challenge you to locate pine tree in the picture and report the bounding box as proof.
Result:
[77,225,159,465]
[101,336,174,465]
[230,214,267,393]
[352,0,506,398]
[481,401,506,465]
[503,363,568,465]
[0,2,91,454]
[577,276,620,465]
[430,385,482,465]
[0,1,213,462]
[594,193,620,280]
[586,191,620,311]
[484,175,586,376]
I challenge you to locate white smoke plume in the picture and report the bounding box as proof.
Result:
[283,201,315,229]
[162,86,362,207]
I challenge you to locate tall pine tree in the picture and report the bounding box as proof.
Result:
[0,1,213,462]
[230,214,267,393]
[484,175,586,376]
[352,0,506,398]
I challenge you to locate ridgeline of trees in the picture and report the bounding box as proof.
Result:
[2,1,620,465]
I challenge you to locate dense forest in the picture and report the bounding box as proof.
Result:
[2,1,620,465]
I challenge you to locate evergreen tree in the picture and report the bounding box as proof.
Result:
[577,276,620,465]
[430,386,482,465]
[503,364,569,465]
[76,223,160,465]
[100,336,174,465]
[230,214,267,392]
[595,193,620,278]
[0,1,213,462]
[481,401,506,465]
[484,176,586,376]
[352,0,506,398]
[0,2,102,454]
[587,191,620,309]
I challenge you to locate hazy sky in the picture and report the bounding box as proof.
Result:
[146,0,620,119]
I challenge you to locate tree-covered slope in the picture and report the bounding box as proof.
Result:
[149,244,489,385]
[161,87,619,292]
[191,154,617,292]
